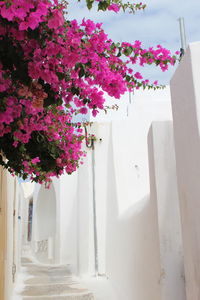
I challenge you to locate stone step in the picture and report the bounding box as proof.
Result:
[22,265,72,277]
[22,294,94,300]
[24,276,74,285]
[21,257,33,264]
[21,283,89,297]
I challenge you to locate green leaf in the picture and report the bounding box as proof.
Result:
[125,75,131,82]
[78,64,86,78]
[123,46,133,56]
[71,86,80,96]
[56,72,65,80]
[86,0,94,10]
[110,43,116,50]
[98,1,109,11]
[19,145,26,152]
[78,69,84,78]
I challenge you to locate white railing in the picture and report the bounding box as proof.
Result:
[35,237,54,260]
[36,239,48,253]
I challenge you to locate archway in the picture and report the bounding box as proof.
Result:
[35,184,56,264]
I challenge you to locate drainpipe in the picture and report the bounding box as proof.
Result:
[12,179,17,283]
[178,17,187,57]
[84,125,99,276]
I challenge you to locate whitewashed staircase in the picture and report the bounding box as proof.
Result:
[15,257,94,300]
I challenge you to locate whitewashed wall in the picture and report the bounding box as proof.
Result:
[4,173,16,300]
[1,170,21,300]
[171,41,200,300]
[30,86,183,300]
[80,88,174,299]
[32,174,79,267]
[104,110,171,299]
[148,121,186,300]
[33,183,56,263]
[58,174,79,271]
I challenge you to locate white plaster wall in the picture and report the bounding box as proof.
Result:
[4,174,15,300]
[35,184,56,240]
[31,167,79,269]
[99,87,172,215]
[105,121,161,300]
[13,182,20,279]
[4,175,20,300]
[28,86,177,300]
[59,173,79,271]
[32,182,58,263]
[17,185,24,265]
[52,177,61,264]
[82,88,173,300]
[148,121,186,300]
[89,122,112,276]
[171,41,200,300]
[77,151,95,276]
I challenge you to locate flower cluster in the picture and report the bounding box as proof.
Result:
[0,0,178,184]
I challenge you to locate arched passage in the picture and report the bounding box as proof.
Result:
[34,184,56,263]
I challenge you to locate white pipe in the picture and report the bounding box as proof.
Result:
[178,17,187,53]
[92,146,99,276]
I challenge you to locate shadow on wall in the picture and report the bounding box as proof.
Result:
[106,133,161,300]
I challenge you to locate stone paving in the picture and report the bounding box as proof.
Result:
[15,257,95,300]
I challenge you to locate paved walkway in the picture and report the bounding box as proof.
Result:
[14,257,95,300]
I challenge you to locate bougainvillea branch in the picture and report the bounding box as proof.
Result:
[0,0,178,184]
[80,0,146,13]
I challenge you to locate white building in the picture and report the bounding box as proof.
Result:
[2,41,200,300]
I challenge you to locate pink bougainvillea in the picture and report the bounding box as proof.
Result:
[108,4,120,12]
[0,0,178,184]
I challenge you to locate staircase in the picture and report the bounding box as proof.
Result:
[15,257,95,300]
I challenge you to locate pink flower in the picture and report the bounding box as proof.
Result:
[19,21,28,31]
[108,3,120,13]
[0,6,15,21]
[81,19,96,35]
[27,14,42,30]
[22,161,29,168]
[92,109,98,117]
[48,9,64,29]
[13,141,19,147]
[134,72,143,79]
[31,157,40,164]
[80,107,88,114]
[56,158,62,165]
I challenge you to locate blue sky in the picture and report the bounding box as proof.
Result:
[68,0,200,85]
